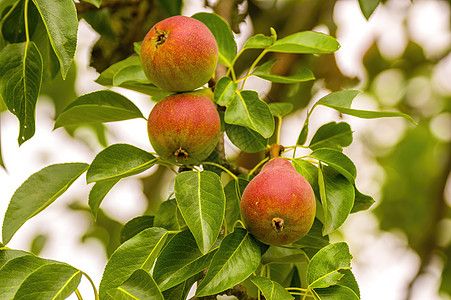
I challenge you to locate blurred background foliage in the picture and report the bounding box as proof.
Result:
[1,0,450,299]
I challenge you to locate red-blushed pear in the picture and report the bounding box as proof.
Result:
[240,158,316,246]
[140,15,218,92]
[147,89,221,165]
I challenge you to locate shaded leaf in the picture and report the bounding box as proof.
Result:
[89,179,119,220]
[317,90,416,124]
[54,90,145,129]
[309,148,357,183]
[225,90,274,138]
[351,186,375,213]
[295,219,329,249]
[86,144,157,183]
[2,163,88,245]
[214,76,237,106]
[337,269,360,298]
[358,0,380,20]
[120,216,155,244]
[156,0,182,16]
[113,64,150,86]
[153,230,217,291]
[253,60,315,84]
[315,285,359,300]
[309,122,353,151]
[192,13,236,67]
[268,31,339,54]
[174,171,225,254]
[0,42,43,145]
[224,178,249,233]
[195,228,262,297]
[108,269,164,300]
[261,246,307,265]
[225,124,268,153]
[153,199,186,231]
[99,227,168,299]
[251,276,294,300]
[32,0,78,78]
[81,0,102,8]
[162,273,202,300]
[14,263,82,300]
[307,242,352,289]
[268,102,294,117]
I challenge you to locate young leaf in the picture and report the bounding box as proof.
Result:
[2,163,88,245]
[225,124,268,153]
[153,230,218,291]
[174,171,225,254]
[54,90,145,129]
[267,31,340,54]
[153,199,186,231]
[251,276,294,300]
[0,42,43,145]
[307,242,352,289]
[0,255,48,298]
[195,228,262,297]
[14,263,82,300]
[224,90,275,139]
[268,102,294,117]
[86,144,157,183]
[314,285,359,300]
[120,216,155,243]
[309,148,357,183]
[318,166,355,235]
[99,227,168,299]
[107,269,164,300]
[309,122,353,151]
[253,60,315,84]
[214,76,237,106]
[31,0,78,78]
[192,13,237,67]
[243,32,276,50]
[88,179,119,220]
[317,90,416,124]
[358,0,380,20]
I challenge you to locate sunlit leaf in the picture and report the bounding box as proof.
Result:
[315,285,359,300]
[225,124,268,153]
[310,148,357,183]
[107,269,164,300]
[120,216,154,243]
[243,29,277,49]
[153,199,186,231]
[89,179,119,220]
[251,276,294,300]
[253,60,315,84]
[214,76,237,106]
[268,31,339,54]
[268,102,294,117]
[309,122,353,151]
[2,163,88,245]
[261,246,307,265]
[113,65,150,86]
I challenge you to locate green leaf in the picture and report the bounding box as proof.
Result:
[243,30,277,50]
[0,255,48,298]
[0,42,43,145]
[2,163,88,245]
[295,219,329,249]
[261,246,307,265]
[268,31,340,54]
[86,144,157,183]
[296,120,309,146]
[54,90,145,129]
[214,76,237,106]
[337,269,360,298]
[225,90,275,138]
[351,186,374,213]
[224,178,249,234]
[318,166,355,235]
[32,0,78,78]
[82,8,115,39]
[99,227,168,299]
[162,273,202,300]
[314,285,359,300]
[174,171,225,254]
[292,158,318,191]
[81,0,102,8]
[108,269,164,300]
[89,179,119,220]
[153,199,186,231]
[225,124,268,153]
[0,249,32,269]
[192,13,236,67]
[309,122,353,151]
[358,0,380,20]
[195,228,262,297]
[0,125,5,170]
[113,65,151,86]
[309,148,357,183]
[251,276,294,300]
[2,0,39,43]
[307,242,352,289]
[120,216,155,243]
[253,60,315,84]
[268,102,294,117]
[153,230,218,291]
[317,90,416,124]
[14,263,82,300]
[156,0,182,16]
[96,56,141,86]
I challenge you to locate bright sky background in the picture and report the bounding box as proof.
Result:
[1,0,450,299]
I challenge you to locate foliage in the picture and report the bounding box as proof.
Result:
[1,0,446,299]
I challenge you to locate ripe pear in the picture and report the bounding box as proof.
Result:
[147,90,221,165]
[140,15,218,92]
[240,158,316,246]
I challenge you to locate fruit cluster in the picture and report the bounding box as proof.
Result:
[141,15,220,165]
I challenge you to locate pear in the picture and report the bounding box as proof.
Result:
[147,90,221,165]
[140,15,218,92]
[240,158,316,245]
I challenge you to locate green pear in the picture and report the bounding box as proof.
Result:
[240,158,316,245]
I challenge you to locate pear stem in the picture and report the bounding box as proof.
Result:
[269,143,284,159]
